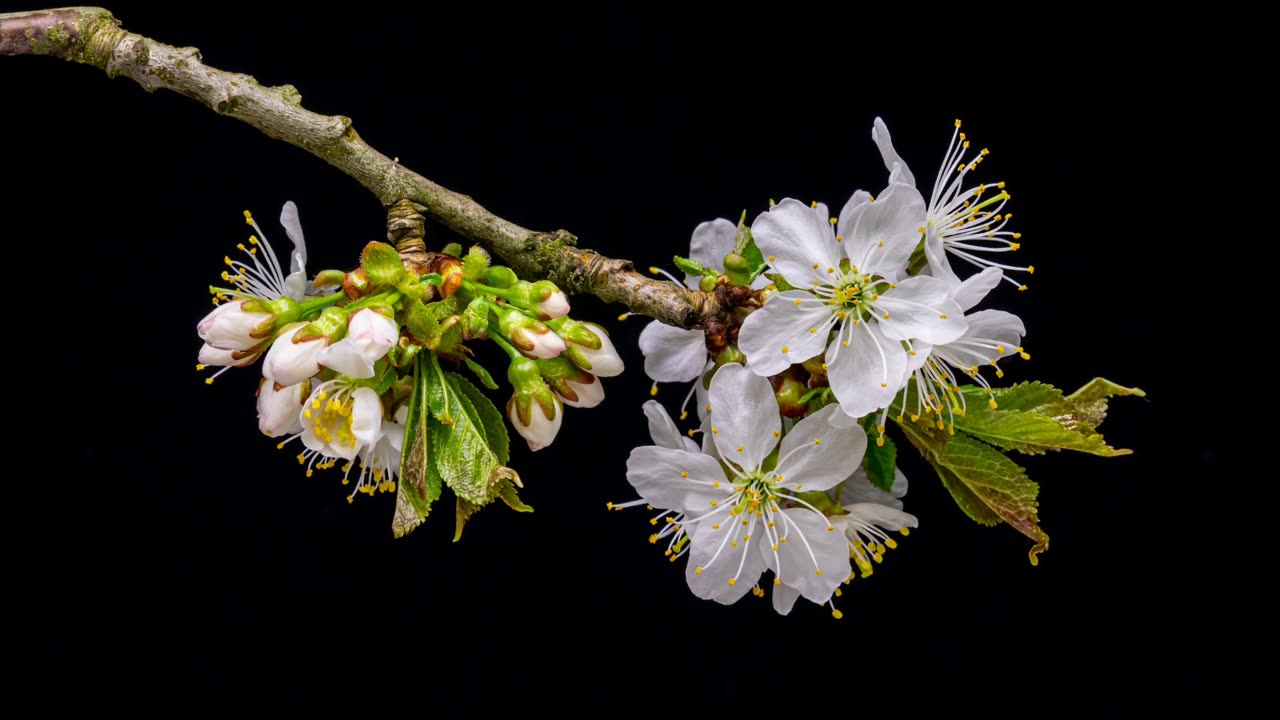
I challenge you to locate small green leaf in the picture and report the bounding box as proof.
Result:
[462,245,491,281]
[498,479,533,513]
[672,255,711,278]
[861,417,898,492]
[430,371,501,506]
[463,356,499,390]
[373,361,397,395]
[461,298,490,340]
[448,372,509,464]
[426,352,452,424]
[764,273,797,291]
[441,242,463,257]
[419,272,444,286]
[360,241,405,285]
[454,497,480,542]
[898,418,1049,564]
[405,297,458,349]
[734,224,768,280]
[955,378,1144,456]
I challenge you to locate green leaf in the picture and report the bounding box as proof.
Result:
[360,241,405,285]
[373,360,397,395]
[462,245,491,281]
[498,480,534,513]
[898,418,1049,564]
[405,296,459,349]
[861,417,898,492]
[429,370,513,507]
[463,356,499,390]
[461,298,490,340]
[764,272,798,291]
[441,242,463,257]
[394,355,439,538]
[426,352,452,424]
[672,255,711,278]
[734,224,768,280]
[447,372,510,464]
[955,378,1143,456]
[419,272,443,286]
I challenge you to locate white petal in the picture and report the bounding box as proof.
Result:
[950,266,1003,312]
[706,364,780,471]
[876,275,968,344]
[574,324,624,377]
[695,368,711,421]
[262,326,324,386]
[764,508,848,604]
[198,343,239,367]
[638,322,707,383]
[751,199,841,289]
[839,182,926,280]
[937,309,1025,368]
[625,445,727,513]
[825,320,908,419]
[642,400,687,450]
[349,387,383,450]
[687,218,738,288]
[686,520,767,605]
[737,292,834,377]
[872,117,916,188]
[836,190,872,239]
[317,339,376,379]
[842,502,918,532]
[924,226,958,284]
[280,201,307,275]
[775,404,867,492]
[839,466,905,510]
[771,582,801,616]
[562,376,604,408]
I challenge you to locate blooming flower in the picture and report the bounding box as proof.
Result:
[296,379,383,464]
[738,192,968,420]
[316,308,398,379]
[623,364,863,610]
[341,407,407,502]
[872,117,1031,286]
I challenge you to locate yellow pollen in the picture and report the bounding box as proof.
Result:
[816,569,824,576]
[876,436,885,447]
[606,502,614,510]
[243,210,253,223]
[774,578,782,585]
[917,227,925,233]
[878,241,884,247]
[842,341,849,347]
[827,267,835,274]
[989,398,999,410]
[650,383,659,396]
[737,445,744,452]
[1018,284,1028,292]
[681,471,689,478]
[812,262,820,269]
[680,410,688,420]
[728,578,736,586]
[195,364,206,371]
[1013,232,1022,239]
[768,521,776,528]
[710,500,719,507]
[827,525,835,532]
[794,299,803,306]
[648,266,660,275]
[813,438,821,445]
[617,313,629,321]
[768,255,776,261]
[712,524,720,529]
[810,327,818,333]
[781,346,789,353]
[810,201,818,208]
[772,430,780,438]
[885,538,898,549]
[829,217,837,225]
[713,481,721,488]
[836,235,843,242]
[712,427,720,434]
[780,537,787,544]
[204,378,214,385]
[900,527,910,536]
[1028,265,1036,274]
[939,314,948,319]
[695,566,703,575]
[882,312,890,319]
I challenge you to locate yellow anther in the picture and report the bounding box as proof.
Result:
[772,430,780,438]
[781,346,789,353]
[195,364,206,371]
[815,569,824,576]
[836,235,843,242]
[794,299,803,306]
[1027,265,1036,274]
[204,378,214,385]
[832,609,844,619]
[711,427,719,434]
[900,527,910,536]
[917,226,925,233]
[885,538,898,549]
[812,262,820,269]
[712,524,720,529]
[768,521,776,528]
[695,566,703,575]
[827,267,835,274]
[681,471,689,478]
[809,327,818,333]
[606,502,614,510]
[649,534,658,544]
[813,438,821,445]
[243,210,253,223]
[774,577,782,585]
[768,255,776,262]
[810,201,818,208]
[1017,284,1028,292]
[617,313,629,321]
[648,266,660,275]
[728,578,737,586]
[829,217,837,225]
[876,436,885,447]
[710,500,719,507]
[842,341,849,347]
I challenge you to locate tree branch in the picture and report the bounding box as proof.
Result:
[1,7,721,328]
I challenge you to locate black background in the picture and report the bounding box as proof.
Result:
[5,3,1256,710]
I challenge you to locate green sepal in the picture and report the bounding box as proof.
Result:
[419,272,444,286]
[733,221,768,282]
[373,359,398,395]
[463,356,499,390]
[312,268,346,289]
[898,418,1049,565]
[441,242,463,257]
[794,490,838,514]
[360,241,406,286]
[861,416,898,492]
[462,245,491,281]
[483,265,518,288]
[404,296,458,348]
[764,273,798,292]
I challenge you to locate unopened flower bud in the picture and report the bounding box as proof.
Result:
[198,342,260,368]
[537,356,605,408]
[507,279,570,319]
[507,357,563,451]
[771,374,809,418]
[263,324,328,386]
[562,322,624,377]
[498,308,565,359]
[483,265,519,288]
[197,300,272,351]
[318,308,398,379]
[723,252,753,287]
[713,343,746,368]
[257,378,309,437]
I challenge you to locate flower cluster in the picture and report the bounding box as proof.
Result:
[197,203,623,532]
[624,118,1032,615]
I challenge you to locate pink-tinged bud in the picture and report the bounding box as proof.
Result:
[263,325,327,386]
[257,378,308,437]
[566,323,624,377]
[197,301,272,351]
[198,343,260,367]
[318,308,398,379]
[535,289,570,319]
[507,391,563,452]
[560,374,605,408]
[499,308,566,359]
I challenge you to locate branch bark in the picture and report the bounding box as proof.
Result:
[1,7,721,328]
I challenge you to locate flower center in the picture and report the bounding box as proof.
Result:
[305,385,362,450]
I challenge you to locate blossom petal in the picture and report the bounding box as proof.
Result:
[876,275,967,344]
[280,201,307,276]
[937,309,1025,368]
[638,322,706,383]
[751,199,841,289]
[841,502,919,532]
[771,582,801,616]
[349,387,383,450]
[642,400,688,451]
[949,266,1002,312]
[872,117,916,187]
[317,339,376,379]
[839,182,926,280]
[825,320,908,419]
[737,292,834,377]
[764,508,848,604]
[687,218,738,288]
[707,364,780,471]
[924,226,958,284]
[775,404,867,492]
[839,466,906,510]
[625,445,726,513]
[837,190,872,239]
[686,520,767,605]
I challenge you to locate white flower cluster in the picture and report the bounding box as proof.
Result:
[195,203,406,502]
[624,119,1031,615]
